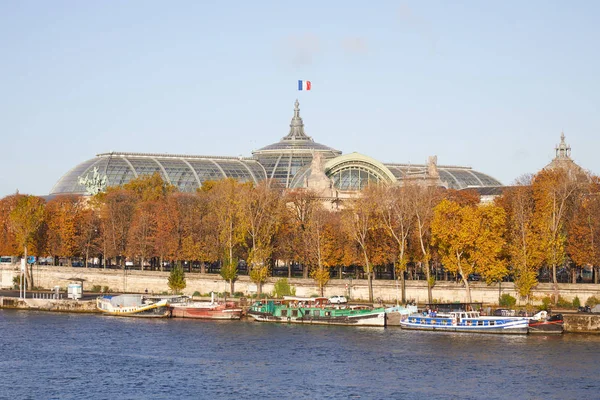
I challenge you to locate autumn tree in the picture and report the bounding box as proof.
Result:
[176,193,209,272]
[342,188,379,303]
[0,195,20,256]
[567,175,600,284]
[432,199,507,303]
[408,184,441,304]
[470,204,507,285]
[45,195,86,267]
[77,206,100,268]
[123,172,176,202]
[285,189,319,279]
[241,180,283,295]
[96,188,135,268]
[498,177,545,299]
[8,195,45,289]
[305,205,338,297]
[127,201,156,270]
[532,168,580,301]
[374,185,413,303]
[202,179,249,292]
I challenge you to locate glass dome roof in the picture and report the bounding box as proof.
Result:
[50,153,266,195]
[49,99,503,195]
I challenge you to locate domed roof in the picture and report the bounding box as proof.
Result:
[50,152,266,195]
[252,100,341,155]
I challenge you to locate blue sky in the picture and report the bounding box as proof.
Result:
[1,1,599,197]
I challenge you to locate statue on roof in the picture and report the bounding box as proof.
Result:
[427,155,439,178]
[78,167,108,195]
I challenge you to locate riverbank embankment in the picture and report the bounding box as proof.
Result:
[1,293,599,333]
[2,264,599,306]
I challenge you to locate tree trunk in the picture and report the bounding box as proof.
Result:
[288,261,291,279]
[362,250,373,303]
[303,263,309,279]
[230,279,235,295]
[458,265,472,304]
[552,263,559,304]
[424,260,433,304]
[400,273,406,304]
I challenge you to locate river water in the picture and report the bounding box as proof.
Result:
[0,310,598,400]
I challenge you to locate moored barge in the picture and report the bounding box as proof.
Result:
[96,294,170,318]
[247,296,386,327]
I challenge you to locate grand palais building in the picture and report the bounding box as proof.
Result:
[50,100,503,198]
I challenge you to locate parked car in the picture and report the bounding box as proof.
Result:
[329,295,348,304]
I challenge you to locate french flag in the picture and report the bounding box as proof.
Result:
[298,80,311,91]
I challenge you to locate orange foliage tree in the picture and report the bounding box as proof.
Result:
[45,195,86,267]
[8,195,46,288]
[567,175,600,284]
[342,187,379,303]
[241,181,283,295]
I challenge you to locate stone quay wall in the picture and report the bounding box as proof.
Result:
[2,264,599,306]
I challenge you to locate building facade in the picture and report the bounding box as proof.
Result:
[50,100,502,196]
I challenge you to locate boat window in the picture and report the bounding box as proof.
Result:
[281,309,288,317]
[325,311,331,316]
[305,310,311,316]
[490,321,495,326]
[313,310,320,317]
[292,310,298,317]
[477,321,483,326]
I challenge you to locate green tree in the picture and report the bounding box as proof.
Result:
[220,257,238,295]
[168,264,186,294]
[272,278,296,298]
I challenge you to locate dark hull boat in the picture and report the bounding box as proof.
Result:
[528,312,564,334]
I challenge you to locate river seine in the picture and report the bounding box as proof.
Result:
[1,310,598,400]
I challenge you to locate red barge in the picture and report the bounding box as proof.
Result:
[169,294,243,320]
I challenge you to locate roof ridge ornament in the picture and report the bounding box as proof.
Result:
[555,131,571,160]
[282,99,313,142]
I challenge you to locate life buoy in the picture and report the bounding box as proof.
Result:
[287,316,291,323]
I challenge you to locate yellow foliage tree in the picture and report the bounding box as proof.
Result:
[432,199,507,303]
[498,180,545,300]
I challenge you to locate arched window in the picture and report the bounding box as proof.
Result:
[330,166,381,190]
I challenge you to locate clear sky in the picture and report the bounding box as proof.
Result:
[1,1,599,197]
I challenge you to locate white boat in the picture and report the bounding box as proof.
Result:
[399,303,529,334]
[96,294,170,318]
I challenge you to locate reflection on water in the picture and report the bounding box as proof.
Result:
[0,310,598,399]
